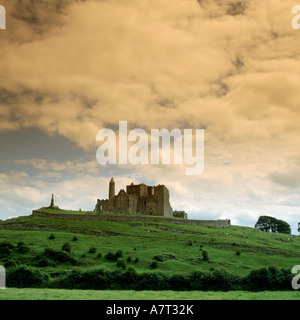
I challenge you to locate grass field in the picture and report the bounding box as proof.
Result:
[0,288,299,300]
[1,213,300,277]
[1,212,300,299]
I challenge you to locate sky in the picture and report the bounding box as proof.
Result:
[0,0,300,234]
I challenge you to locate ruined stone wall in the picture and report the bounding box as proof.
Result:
[32,210,230,228]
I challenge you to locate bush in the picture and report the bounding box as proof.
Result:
[0,241,14,258]
[134,257,139,263]
[6,265,49,288]
[97,253,102,259]
[150,261,158,269]
[17,241,25,248]
[105,250,123,261]
[168,274,190,291]
[242,266,292,291]
[137,272,168,290]
[62,242,71,253]
[49,234,55,240]
[43,248,78,265]
[17,242,30,254]
[153,255,164,262]
[105,252,116,261]
[4,259,18,269]
[115,250,123,260]
[236,250,241,256]
[37,258,55,268]
[126,256,132,262]
[52,266,293,292]
[116,258,127,270]
[72,236,78,241]
[89,247,97,254]
[202,250,209,261]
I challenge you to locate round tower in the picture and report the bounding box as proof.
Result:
[109,177,115,205]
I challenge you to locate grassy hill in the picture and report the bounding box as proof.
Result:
[0,211,299,280]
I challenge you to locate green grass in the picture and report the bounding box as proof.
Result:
[0,288,299,300]
[1,214,300,278]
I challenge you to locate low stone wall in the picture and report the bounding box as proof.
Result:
[32,210,230,228]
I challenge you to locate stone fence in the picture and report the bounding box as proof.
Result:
[32,210,230,228]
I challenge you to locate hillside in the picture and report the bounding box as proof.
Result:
[0,211,299,281]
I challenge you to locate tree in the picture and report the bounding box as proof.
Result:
[276,219,291,234]
[255,216,276,232]
[202,250,209,261]
[255,216,291,234]
[298,222,300,234]
[62,242,71,253]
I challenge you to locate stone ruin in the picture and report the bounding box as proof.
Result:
[94,178,187,219]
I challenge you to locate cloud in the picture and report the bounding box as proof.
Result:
[1,0,300,233]
[1,0,297,151]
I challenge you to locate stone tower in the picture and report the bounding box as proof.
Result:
[108,177,115,210]
[50,194,54,208]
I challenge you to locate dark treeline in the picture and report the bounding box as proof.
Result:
[6,265,294,292]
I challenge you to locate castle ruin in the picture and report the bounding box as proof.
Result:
[94,178,186,218]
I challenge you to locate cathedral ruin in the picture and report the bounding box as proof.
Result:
[94,178,187,219]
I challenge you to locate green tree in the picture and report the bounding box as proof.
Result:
[255,216,291,234]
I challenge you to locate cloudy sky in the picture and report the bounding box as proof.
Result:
[1,0,300,234]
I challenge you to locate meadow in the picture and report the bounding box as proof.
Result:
[0,212,300,298]
[0,288,300,300]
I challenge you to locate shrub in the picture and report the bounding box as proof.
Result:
[72,236,78,241]
[137,272,168,290]
[37,258,55,268]
[115,250,123,260]
[17,242,30,254]
[0,246,12,258]
[0,241,14,258]
[150,261,158,269]
[52,266,292,292]
[6,265,49,288]
[97,253,102,259]
[105,250,123,261]
[49,234,55,240]
[116,258,127,270]
[89,247,97,254]
[153,255,164,262]
[105,252,116,261]
[126,256,132,262]
[242,266,292,291]
[4,259,18,268]
[236,250,241,256]
[168,274,190,291]
[0,241,14,249]
[43,248,78,265]
[202,250,209,261]
[134,257,139,263]
[17,241,25,248]
[62,242,71,253]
